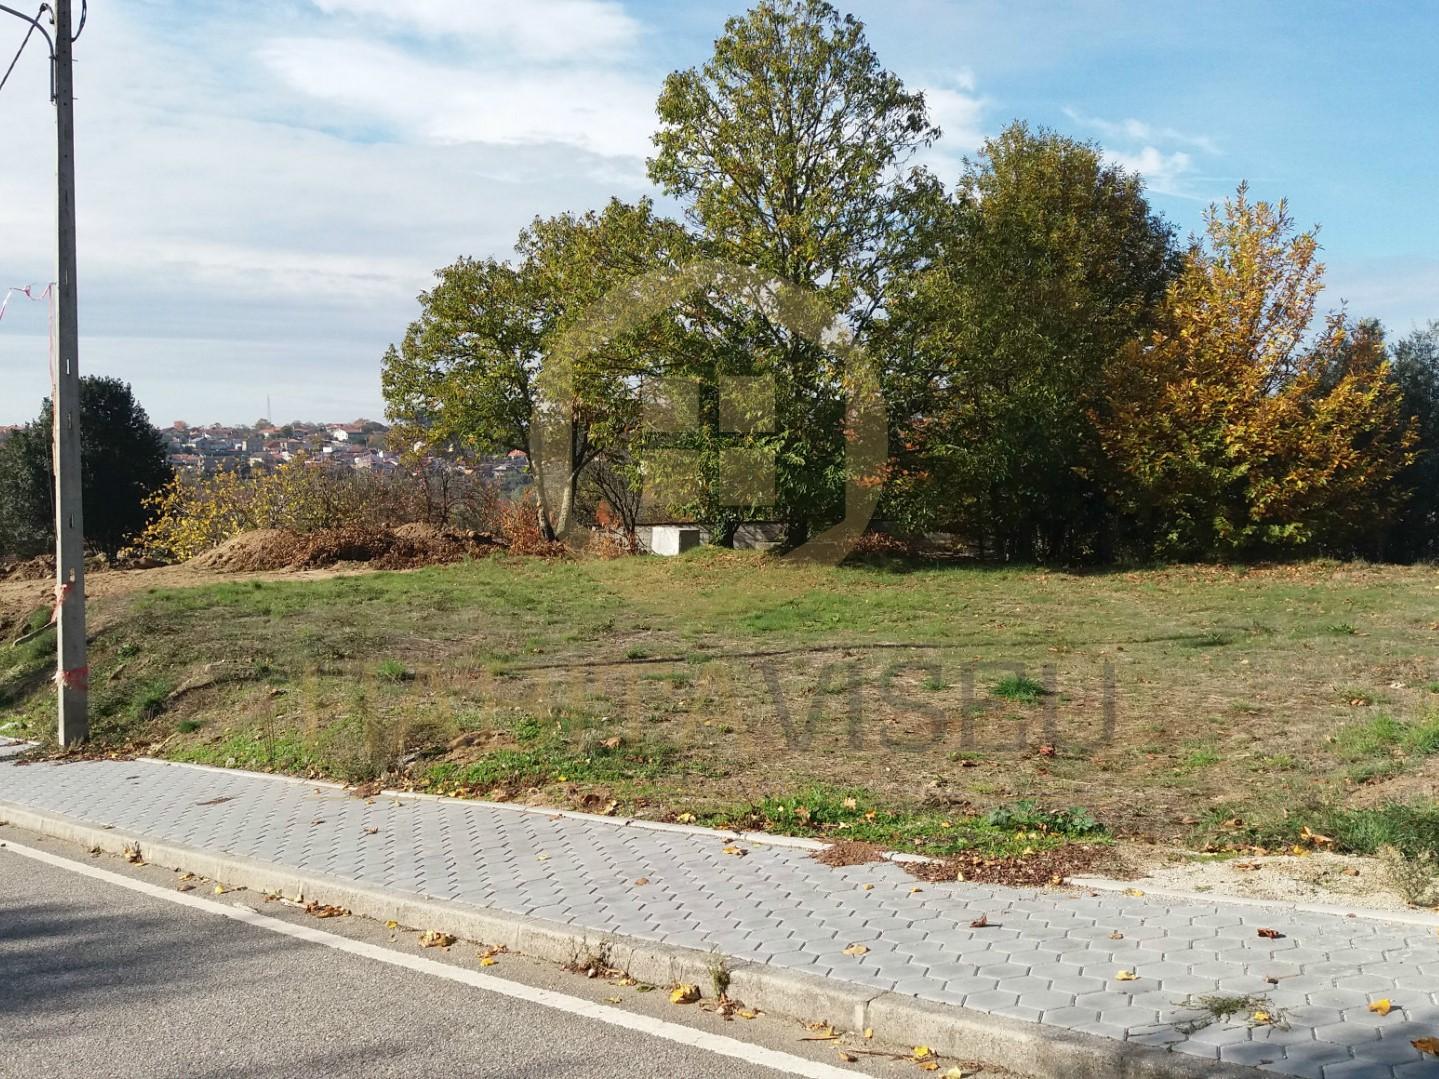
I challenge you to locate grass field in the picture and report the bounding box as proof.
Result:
[4,550,1438,859]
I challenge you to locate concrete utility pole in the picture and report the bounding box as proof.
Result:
[51,0,86,744]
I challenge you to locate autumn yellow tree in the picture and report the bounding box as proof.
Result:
[1098,185,1415,558]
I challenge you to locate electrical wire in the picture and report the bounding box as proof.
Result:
[0,3,51,97]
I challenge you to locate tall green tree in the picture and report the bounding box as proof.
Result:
[0,376,171,559]
[649,0,942,545]
[1385,321,1439,561]
[382,197,697,537]
[884,122,1177,560]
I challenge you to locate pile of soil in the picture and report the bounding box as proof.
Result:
[0,556,54,582]
[188,525,504,573]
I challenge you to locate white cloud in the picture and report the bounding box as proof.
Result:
[259,37,656,159]
[1109,146,1196,197]
[309,0,641,60]
[1060,106,1217,199]
[915,76,988,180]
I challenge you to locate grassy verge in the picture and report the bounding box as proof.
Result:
[4,552,1438,858]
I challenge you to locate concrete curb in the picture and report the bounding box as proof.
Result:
[1071,875,1439,928]
[0,798,1263,1079]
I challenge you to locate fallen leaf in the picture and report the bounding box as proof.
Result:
[722,845,748,857]
[385,920,398,929]
[670,984,700,1005]
[213,885,228,895]
[1342,867,1360,876]
[361,825,379,835]
[303,901,349,919]
[634,877,650,886]
[601,737,622,750]
[919,1065,939,1073]
[1115,970,1138,981]
[176,883,194,892]
[969,914,989,929]
[1413,1037,1439,1056]
[1108,931,1125,940]
[676,813,696,823]
[604,996,622,1004]
[863,1028,873,1040]
[1123,888,1145,897]
[943,1069,975,1079]
[842,797,858,809]
[1369,999,1393,1016]
[418,930,455,949]
[737,1009,759,1020]
[1251,1010,1273,1025]
[842,943,870,956]
[913,1046,933,1060]
[909,887,923,895]
[836,1050,857,1063]
[480,957,497,967]
[1257,928,1284,939]
[862,883,874,891]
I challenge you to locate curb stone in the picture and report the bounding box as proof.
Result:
[0,799,1264,1079]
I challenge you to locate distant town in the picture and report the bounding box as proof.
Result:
[160,419,529,490]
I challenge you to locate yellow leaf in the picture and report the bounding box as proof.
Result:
[1368,999,1392,1016]
[480,957,497,967]
[863,1027,874,1040]
[1123,888,1145,897]
[842,943,870,956]
[737,1009,759,1020]
[670,984,700,1005]
[213,885,227,895]
[1115,970,1139,981]
[943,1070,973,1079]
[676,813,696,823]
[862,883,874,891]
[913,1046,933,1060]
[418,930,455,949]
[1252,1010,1272,1025]
[385,920,398,929]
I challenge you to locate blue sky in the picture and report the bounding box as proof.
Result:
[1,0,1434,425]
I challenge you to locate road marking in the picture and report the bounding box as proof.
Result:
[2,838,867,1079]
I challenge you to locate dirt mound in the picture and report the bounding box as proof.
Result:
[190,529,301,572]
[0,556,54,582]
[188,525,504,573]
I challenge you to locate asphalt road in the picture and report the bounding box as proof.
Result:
[0,831,997,1079]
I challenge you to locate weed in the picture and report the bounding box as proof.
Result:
[1324,622,1358,636]
[129,680,173,723]
[984,800,1106,838]
[624,646,650,660]
[991,674,1046,703]
[176,719,203,734]
[1378,845,1439,906]
[376,659,412,684]
[707,952,731,999]
[1176,994,1284,1034]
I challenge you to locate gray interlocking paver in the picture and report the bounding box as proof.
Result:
[3,745,1439,1079]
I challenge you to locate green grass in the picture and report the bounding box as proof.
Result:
[1334,713,1439,761]
[7,553,1439,856]
[376,659,412,684]
[991,674,1047,703]
[1201,802,1439,858]
[696,786,1106,857]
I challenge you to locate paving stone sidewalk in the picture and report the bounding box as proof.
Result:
[2,743,1437,1079]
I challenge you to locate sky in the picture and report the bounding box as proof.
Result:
[1,0,1435,426]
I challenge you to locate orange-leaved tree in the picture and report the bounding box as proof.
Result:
[1098,185,1415,559]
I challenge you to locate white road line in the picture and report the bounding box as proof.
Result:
[1,838,866,1079]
